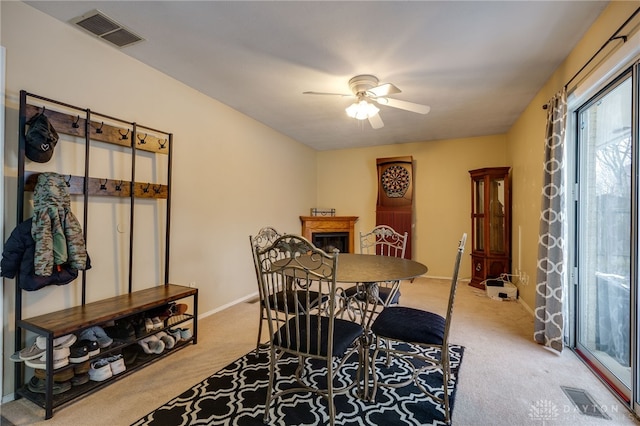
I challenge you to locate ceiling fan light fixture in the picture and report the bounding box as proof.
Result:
[346,100,379,120]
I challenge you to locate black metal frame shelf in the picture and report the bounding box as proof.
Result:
[14,91,196,419]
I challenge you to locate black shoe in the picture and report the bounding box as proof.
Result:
[69,343,89,364]
[80,339,100,356]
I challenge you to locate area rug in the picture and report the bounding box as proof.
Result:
[132,343,464,426]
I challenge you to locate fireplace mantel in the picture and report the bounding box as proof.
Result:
[300,216,359,253]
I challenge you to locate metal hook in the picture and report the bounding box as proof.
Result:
[64,175,72,187]
[100,179,108,190]
[96,122,104,134]
[72,115,81,128]
[115,180,123,191]
[153,184,162,194]
[142,183,151,193]
[158,139,167,150]
[137,133,148,145]
[119,129,129,140]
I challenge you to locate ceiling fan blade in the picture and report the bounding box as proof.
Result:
[303,91,353,97]
[376,97,431,114]
[367,83,401,97]
[368,113,384,129]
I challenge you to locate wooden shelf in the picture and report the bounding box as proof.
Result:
[18,284,196,337]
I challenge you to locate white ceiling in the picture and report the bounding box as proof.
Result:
[25,1,608,151]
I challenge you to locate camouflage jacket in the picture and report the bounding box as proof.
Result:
[1,218,91,291]
[31,172,88,276]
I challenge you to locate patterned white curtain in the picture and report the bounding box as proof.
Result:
[534,88,567,352]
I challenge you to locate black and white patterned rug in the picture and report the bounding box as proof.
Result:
[132,343,464,426]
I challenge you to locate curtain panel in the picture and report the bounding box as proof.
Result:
[534,89,567,352]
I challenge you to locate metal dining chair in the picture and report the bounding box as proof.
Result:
[253,234,364,426]
[370,233,466,425]
[250,227,330,356]
[341,225,408,322]
[249,226,283,355]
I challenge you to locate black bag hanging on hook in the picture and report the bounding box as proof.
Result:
[25,112,59,163]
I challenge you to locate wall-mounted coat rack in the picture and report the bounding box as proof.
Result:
[13,91,190,420]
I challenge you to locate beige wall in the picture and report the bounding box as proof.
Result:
[317,135,507,280]
[1,1,316,397]
[506,1,639,309]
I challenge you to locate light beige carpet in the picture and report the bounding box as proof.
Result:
[1,277,638,425]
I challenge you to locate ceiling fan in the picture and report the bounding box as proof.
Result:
[303,74,430,129]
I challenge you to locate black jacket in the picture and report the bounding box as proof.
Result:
[1,218,90,291]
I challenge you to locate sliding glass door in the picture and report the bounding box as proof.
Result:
[575,69,633,400]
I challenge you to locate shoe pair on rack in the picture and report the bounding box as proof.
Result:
[138,334,165,354]
[168,327,192,342]
[103,319,137,344]
[79,326,113,349]
[27,376,71,394]
[161,302,188,320]
[33,366,74,382]
[144,317,164,333]
[68,339,100,363]
[88,354,126,382]
[13,334,77,369]
[70,360,91,386]
[166,305,190,327]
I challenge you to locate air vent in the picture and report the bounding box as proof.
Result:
[70,10,144,48]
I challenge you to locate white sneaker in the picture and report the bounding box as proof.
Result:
[151,317,164,330]
[106,354,126,375]
[145,318,154,333]
[89,358,112,382]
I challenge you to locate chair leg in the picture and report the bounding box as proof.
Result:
[255,307,264,356]
[263,345,276,423]
[371,336,382,400]
[326,357,335,426]
[442,345,451,424]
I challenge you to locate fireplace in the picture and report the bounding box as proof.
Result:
[300,216,358,253]
[312,232,349,253]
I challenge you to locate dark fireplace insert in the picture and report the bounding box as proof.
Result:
[312,232,350,253]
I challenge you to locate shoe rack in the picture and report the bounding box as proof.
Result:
[13,91,198,419]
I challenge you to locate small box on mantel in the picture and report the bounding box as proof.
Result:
[310,208,336,217]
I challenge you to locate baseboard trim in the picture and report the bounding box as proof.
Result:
[196,291,259,320]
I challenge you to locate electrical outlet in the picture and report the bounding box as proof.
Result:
[520,272,529,286]
[189,281,197,288]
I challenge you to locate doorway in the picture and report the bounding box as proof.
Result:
[574,68,633,401]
